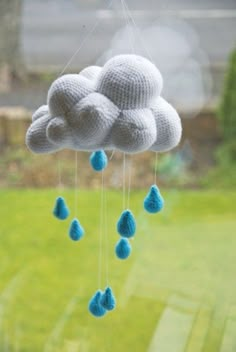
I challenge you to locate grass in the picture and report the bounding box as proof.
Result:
[0,189,235,352]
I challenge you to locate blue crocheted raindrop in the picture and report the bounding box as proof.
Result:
[100,287,116,311]
[88,290,107,318]
[53,197,70,220]
[144,185,164,213]
[69,218,84,241]
[117,209,136,238]
[90,150,108,172]
[115,238,132,260]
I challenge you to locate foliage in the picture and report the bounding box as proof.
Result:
[203,141,236,189]
[155,142,194,186]
[218,49,236,156]
[216,140,236,166]
[201,164,236,189]
[203,50,236,188]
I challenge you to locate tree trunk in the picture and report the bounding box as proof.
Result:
[0,0,24,92]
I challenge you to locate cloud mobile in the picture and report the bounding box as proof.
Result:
[26,53,181,319]
[26,55,181,154]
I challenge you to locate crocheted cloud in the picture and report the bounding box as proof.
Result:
[26,55,182,154]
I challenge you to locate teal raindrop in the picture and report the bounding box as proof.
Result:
[100,287,116,311]
[69,218,84,241]
[90,150,108,172]
[53,196,69,220]
[88,290,107,318]
[115,238,132,260]
[117,209,136,238]
[144,184,164,213]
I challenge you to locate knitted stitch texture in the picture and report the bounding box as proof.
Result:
[117,209,136,238]
[144,185,164,213]
[100,287,116,311]
[26,55,182,154]
[53,196,70,220]
[115,238,132,260]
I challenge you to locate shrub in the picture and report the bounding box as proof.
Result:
[218,49,236,159]
[203,50,236,188]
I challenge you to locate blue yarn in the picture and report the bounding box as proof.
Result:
[115,238,132,260]
[69,218,84,241]
[144,185,164,213]
[90,150,108,172]
[117,209,136,238]
[88,290,107,318]
[100,287,116,311]
[53,197,69,220]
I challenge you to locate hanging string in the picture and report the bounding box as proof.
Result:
[122,153,126,210]
[121,0,154,62]
[57,152,62,192]
[109,150,115,161]
[104,183,109,286]
[58,0,115,77]
[74,151,78,217]
[98,170,105,289]
[127,155,132,210]
[154,152,158,185]
[120,0,135,54]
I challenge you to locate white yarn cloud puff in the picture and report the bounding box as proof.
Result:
[26,55,182,154]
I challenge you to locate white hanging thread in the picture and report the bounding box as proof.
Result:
[109,150,115,161]
[121,0,154,62]
[98,170,105,289]
[120,0,135,54]
[127,155,132,210]
[154,152,158,185]
[122,152,126,210]
[104,184,109,286]
[97,168,110,288]
[58,0,115,77]
[122,153,133,210]
[74,151,78,217]
[57,152,62,192]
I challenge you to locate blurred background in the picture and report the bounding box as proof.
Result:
[0,0,235,351]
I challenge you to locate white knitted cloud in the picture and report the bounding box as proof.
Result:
[26,55,182,154]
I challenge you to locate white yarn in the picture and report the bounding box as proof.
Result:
[26,54,182,154]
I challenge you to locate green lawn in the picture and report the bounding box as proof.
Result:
[0,189,235,352]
